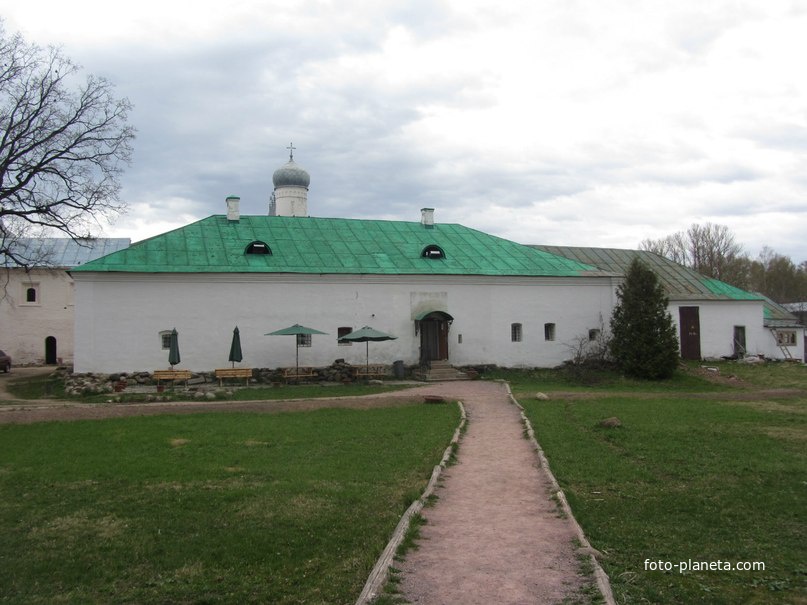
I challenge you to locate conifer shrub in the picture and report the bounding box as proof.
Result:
[610,258,679,379]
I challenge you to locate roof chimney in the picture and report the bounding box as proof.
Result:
[226,195,240,222]
[421,207,435,228]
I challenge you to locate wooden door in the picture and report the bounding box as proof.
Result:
[419,319,449,364]
[679,307,701,360]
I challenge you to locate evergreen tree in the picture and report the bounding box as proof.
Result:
[610,259,679,379]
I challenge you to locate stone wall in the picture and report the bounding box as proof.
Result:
[61,360,402,396]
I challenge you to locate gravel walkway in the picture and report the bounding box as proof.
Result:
[395,380,590,604]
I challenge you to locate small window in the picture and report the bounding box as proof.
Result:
[21,283,39,305]
[777,330,797,346]
[589,329,600,342]
[421,244,445,259]
[245,241,272,255]
[544,323,556,341]
[511,323,523,342]
[337,326,353,346]
[159,331,172,350]
[297,333,312,347]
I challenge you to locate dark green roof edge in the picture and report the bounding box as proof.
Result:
[533,245,765,302]
[73,215,607,278]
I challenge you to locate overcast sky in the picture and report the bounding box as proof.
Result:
[5,0,807,261]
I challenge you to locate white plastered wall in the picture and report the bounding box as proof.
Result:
[73,273,619,373]
[668,300,778,360]
[0,268,75,364]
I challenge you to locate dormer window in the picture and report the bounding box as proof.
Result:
[421,244,445,259]
[245,241,272,255]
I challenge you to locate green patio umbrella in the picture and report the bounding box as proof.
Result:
[168,328,180,368]
[339,326,397,377]
[228,326,243,368]
[266,324,328,376]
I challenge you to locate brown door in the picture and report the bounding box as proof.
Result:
[679,307,701,360]
[419,316,449,364]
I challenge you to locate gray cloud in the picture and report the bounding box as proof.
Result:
[6,1,807,263]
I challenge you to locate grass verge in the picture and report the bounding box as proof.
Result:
[518,361,807,604]
[0,404,460,604]
[4,373,412,404]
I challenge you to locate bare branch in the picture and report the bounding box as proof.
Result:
[0,21,134,269]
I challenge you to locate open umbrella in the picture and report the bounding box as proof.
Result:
[228,326,243,368]
[266,324,328,376]
[168,328,180,368]
[339,326,397,377]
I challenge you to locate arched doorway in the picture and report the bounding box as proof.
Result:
[45,336,57,365]
[416,311,453,365]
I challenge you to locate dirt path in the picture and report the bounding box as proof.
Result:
[395,380,589,604]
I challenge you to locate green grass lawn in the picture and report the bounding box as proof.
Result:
[0,404,460,604]
[517,362,807,604]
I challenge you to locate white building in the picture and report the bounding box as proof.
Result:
[70,154,802,373]
[1,238,130,365]
[536,246,804,362]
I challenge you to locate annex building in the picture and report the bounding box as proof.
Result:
[70,153,803,373]
[1,237,130,365]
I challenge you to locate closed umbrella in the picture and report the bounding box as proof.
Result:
[266,324,328,376]
[339,326,397,377]
[228,326,243,368]
[168,328,180,368]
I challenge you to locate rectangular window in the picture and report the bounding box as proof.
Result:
[777,330,797,346]
[588,328,601,342]
[160,331,172,350]
[511,323,523,342]
[337,326,353,346]
[297,333,312,348]
[544,323,556,341]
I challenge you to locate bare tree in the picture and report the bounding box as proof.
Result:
[640,231,690,266]
[687,223,745,281]
[0,23,134,268]
[640,222,747,283]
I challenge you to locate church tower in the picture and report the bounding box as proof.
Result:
[271,143,310,217]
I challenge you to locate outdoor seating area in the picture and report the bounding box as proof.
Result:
[150,324,398,386]
[214,367,253,386]
[152,369,192,386]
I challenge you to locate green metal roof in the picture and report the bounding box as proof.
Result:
[535,245,806,326]
[73,215,603,277]
[534,245,763,302]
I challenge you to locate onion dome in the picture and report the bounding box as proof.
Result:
[273,144,310,188]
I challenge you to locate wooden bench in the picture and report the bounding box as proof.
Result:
[153,369,192,386]
[215,368,253,386]
[352,364,389,379]
[282,367,316,383]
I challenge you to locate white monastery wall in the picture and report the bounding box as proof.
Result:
[1,268,75,364]
[668,300,771,359]
[73,273,618,373]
